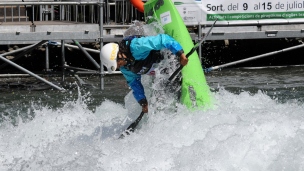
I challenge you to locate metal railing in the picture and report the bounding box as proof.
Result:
[0,0,144,24]
[0,1,109,91]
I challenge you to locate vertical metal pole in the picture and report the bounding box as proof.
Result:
[131,1,133,21]
[125,0,128,22]
[40,5,43,21]
[91,5,93,23]
[67,5,69,21]
[61,40,66,82]
[11,6,13,22]
[25,7,28,21]
[114,0,116,23]
[99,0,104,90]
[107,0,110,23]
[45,5,48,21]
[69,5,71,21]
[4,5,6,22]
[18,5,20,22]
[66,5,68,21]
[62,5,64,21]
[60,5,62,21]
[51,5,54,21]
[76,5,78,22]
[97,4,100,24]
[122,0,124,24]
[32,5,35,22]
[83,5,85,23]
[65,5,67,21]
[46,43,49,71]
[198,23,202,64]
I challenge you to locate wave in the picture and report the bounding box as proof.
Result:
[1,89,304,170]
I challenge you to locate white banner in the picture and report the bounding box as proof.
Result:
[173,0,304,25]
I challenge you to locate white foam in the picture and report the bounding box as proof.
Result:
[1,88,304,170]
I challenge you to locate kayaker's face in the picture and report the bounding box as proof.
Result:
[116,52,127,68]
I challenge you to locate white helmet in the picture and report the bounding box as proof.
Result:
[100,43,119,74]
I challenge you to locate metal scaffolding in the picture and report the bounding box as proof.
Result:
[1,0,304,91]
[0,1,106,90]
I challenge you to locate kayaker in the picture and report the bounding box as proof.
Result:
[100,34,188,113]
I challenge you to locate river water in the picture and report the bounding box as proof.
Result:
[1,65,304,170]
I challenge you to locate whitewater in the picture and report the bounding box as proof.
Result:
[1,79,304,170]
[1,21,304,170]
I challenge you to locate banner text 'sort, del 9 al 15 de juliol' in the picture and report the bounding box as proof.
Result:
[173,0,304,25]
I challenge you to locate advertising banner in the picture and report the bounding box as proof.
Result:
[173,0,304,25]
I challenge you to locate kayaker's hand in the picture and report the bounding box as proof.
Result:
[142,103,148,113]
[180,53,188,66]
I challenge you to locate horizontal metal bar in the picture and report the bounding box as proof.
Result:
[53,41,100,54]
[0,2,102,5]
[201,30,304,40]
[0,31,99,41]
[64,65,98,72]
[76,70,122,75]
[103,24,132,28]
[0,74,31,77]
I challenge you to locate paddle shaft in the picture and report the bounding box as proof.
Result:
[119,111,145,138]
[126,111,145,132]
[167,19,218,82]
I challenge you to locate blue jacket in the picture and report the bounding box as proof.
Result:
[119,34,184,105]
